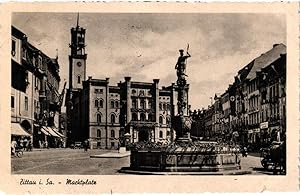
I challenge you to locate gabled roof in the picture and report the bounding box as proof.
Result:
[246,43,286,80]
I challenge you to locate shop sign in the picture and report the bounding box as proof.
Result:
[260,122,268,129]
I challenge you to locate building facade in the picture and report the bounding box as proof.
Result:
[11,26,63,148]
[193,43,286,148]
[66,21,189,149]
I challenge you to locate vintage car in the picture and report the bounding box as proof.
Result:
[260,141,286,174]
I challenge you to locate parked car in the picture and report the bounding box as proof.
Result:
[71,142,83,149]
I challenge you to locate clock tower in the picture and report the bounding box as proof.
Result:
[69,14,87,90]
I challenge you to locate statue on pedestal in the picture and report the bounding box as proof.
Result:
[175,49,191,82]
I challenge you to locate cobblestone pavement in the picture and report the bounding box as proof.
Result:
[11,148,130,175]
[11,149,274,175]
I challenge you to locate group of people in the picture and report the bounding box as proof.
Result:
[11,137,32,155]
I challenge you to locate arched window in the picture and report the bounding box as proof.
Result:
[166,131,170,137]
[111,100,115,108]
[166,116,170,124]
[163,103,166,111]
[159,131,163,138]
[111,130,115,138]
[97,129,101,137]
[159,116,163,124]
[140,113,146,121]
[167,104,170,111]
[148,100,152,109]
[97,113,101,124]
[132,99,137,109]
[140,99,145,109]
[148,113,153,122]
[115,101,119,108]
[95,99,99,107]
[77,75,81,84]
[99,99,103,108]
[159,103,162,110]
[111,114,116,124]
[132,89,136,95]
[132,113,138,121]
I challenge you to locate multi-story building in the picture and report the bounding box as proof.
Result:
[198,43,286,148]
[11,26,63,148]
[66,18,189,149]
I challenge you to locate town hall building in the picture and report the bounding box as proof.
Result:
[66,17,189,149]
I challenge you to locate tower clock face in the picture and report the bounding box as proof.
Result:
[77,61,82,67]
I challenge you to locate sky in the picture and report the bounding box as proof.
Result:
[12,13,286,110]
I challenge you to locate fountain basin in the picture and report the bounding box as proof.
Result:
[129,144,241,172]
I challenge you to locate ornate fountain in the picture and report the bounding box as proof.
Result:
[122,49,242,174]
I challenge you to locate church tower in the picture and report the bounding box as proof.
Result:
[69,13,87,90]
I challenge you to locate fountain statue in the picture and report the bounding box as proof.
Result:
[121,47,242,174]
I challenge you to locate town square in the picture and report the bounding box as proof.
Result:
[11,12,286,175]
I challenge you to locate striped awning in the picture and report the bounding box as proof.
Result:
[51,127,64,138]
[44,127,60,137]
[11,123,31,136]
[41,127,50,136]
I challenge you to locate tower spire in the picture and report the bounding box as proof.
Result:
[76,12,79,28]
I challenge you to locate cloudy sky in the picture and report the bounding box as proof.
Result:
[12,13,286,110]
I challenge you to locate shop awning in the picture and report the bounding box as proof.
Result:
[45,127,60,137]
[41,127,51,136]
[51,127,64,138]
[11,123,31,136]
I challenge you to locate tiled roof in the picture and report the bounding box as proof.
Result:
[246,43,286,80]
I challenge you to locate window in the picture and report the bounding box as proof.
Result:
[140,99,145,109]
[95,99,99,107]
[111,100,115,108]
[163,103,166,111]
[132,99,137,109]
[22,47,27,59]
[140,113,146,121]
[166,117,170,124]
[25,96,28,111]
[97,129,101,138]
[77,75,81,84]
[115,101,119,108]
[111,130,115,138]
[159,116,163,124]
[11,96,14,108]
[139,90,144,96]
[132,113,138,121]
[159,131,163,138]
[148,114,153,122]
[159,103,162,110]
[148,100,152,109]
[99,99,103,108]
[132,89,136,95]
[97,113,101,123]
[35,77,39,89]
[111,114,116,124]
[167,104,170,111]
[11,39,16,56]
[167,131,170,137]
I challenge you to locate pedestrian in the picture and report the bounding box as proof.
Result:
[44,140,49,149]
[83,140,88,152]
[27,140,32,151]
[242,146,248,157]
[11,138,17,156]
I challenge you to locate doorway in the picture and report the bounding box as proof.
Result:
[138,130,149,142]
